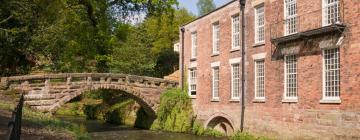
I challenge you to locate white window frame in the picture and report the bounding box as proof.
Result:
[191,32,197,59]
[322,0,341,26]
[231,14,240,50]
[284,0,297,35]
[255,60,265,100]
[212,65,220,100]
[212,22,220,54]
[255,5,265,44]
[188,68,197,97]
[322,48,340,102]
[284,55,297,100]
[231,63,240,100]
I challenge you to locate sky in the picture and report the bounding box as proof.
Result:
[178,0,232,16]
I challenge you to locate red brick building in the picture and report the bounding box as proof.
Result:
[179,0,360,139]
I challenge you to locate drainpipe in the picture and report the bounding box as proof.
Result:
[180,27,185,91]
[239,0,246,133]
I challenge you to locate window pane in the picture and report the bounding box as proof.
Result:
[324,48,340,98]
[232,15,240,49]
[285,0,297,35]
[255,60,265,98]
[285,55,297,98]
[213,67,219,99]
[232,64,240,99]
[213,23,220,54]
[189,69,197,96]
[324,0,340,25]
[255,6,265,43]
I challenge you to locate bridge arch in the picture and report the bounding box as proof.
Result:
[204,112,235,136]
[0,73,178,117]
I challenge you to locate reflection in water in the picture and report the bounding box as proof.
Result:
[57,116,227,140]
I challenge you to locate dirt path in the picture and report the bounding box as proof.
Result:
[0,94,74,140]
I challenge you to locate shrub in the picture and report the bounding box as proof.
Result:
[151,88,193,133]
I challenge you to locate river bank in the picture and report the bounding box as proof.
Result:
[0,92,89,140]
[0,89,271,140]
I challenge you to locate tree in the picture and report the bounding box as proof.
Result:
[0,0,180,76]
[196,0,216,16]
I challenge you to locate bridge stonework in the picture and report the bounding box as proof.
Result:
[0,73,178,116]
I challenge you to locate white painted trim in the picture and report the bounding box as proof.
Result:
[189,61,197,68]
[321,48,341,102]
[188,68,197,97]
[254,60,265,100]
[252,53,266,60]
[231,15,240,50]
[230,64,240,100]
[283,55,298,100]
[252,0,265,7]
[254,4,265,44]
[284,0,298,36]
[212,22,220,55]
[191,32,197,59]
[229,57,241,64]
[211,61,220,67]
[212,67,220,100]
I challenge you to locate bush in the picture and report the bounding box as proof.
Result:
[191,122,225,137]
[151,88,193,133]
[231,132,271,140]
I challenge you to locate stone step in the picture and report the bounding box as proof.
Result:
[25,99,59,106]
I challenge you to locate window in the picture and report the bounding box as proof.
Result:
[323,0,340,26]
[255,60,265,99]
[212,67,219,99]
[285,0,297,35]
[191,32,197,59]
[232,15,240,49]
[284,55,297,99]
[213,22,220,54]
[231,64,240,99]
[323,48,340,100]
[255,5,265,43]
[189,68,197,96]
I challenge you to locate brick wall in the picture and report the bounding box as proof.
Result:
[181,0,360,139]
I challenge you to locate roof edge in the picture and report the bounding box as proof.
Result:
[181,0,238,28]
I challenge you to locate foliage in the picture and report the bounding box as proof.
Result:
[105,99,137,125]
[134,107,156,129]
[150,88,193,133]
[191,122,225,137]
[83,103,109,120]
[196,0,216,16]
[110,8,194,77]
[231,132,272,140]
[0,0,187,77]
[0,100,90,140]
[56,102,85,117]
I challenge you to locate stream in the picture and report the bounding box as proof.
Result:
[56,115,228,140]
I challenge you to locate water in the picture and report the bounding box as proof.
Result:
[56,116,228,140]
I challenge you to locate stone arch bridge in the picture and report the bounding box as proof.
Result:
[0,73,178,116]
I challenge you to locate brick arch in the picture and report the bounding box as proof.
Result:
[204,112,235,136]
[0,73,178,116]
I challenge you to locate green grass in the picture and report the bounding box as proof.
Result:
[230,132,273,140]
[0,101,90,140]
[191,122,225,137]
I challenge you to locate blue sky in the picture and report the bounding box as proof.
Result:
[178,0,232,15]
